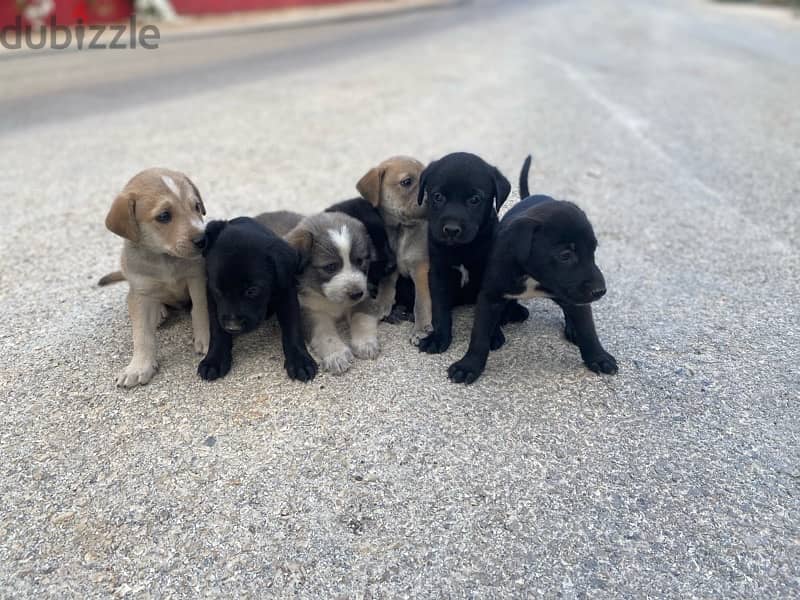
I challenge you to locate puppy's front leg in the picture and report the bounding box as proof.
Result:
[418,257,452,354]
[410,261,433,345]
[275,288,317,382]
[350,310,380,360]
[198,291,233,381]
[117,292,162,387]
[188,276,210,356]
[309,312,353,375]
[374,271,399,321]
[557,302,618,375]
[448,292,506,384]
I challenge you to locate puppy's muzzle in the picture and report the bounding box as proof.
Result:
[192,234,206,250]
[221,317,245,333]
[442,222,462,240]
[347,288,364,302]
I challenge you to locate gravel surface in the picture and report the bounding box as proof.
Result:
[1,0,798,596]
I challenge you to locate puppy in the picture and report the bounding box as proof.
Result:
[448,155,618,384]
[257,210,379,375]
[197,218,317,382]
[356,156,433,344]
[99,168,209,387]
[325,198,396,299]
[416,152,524,354]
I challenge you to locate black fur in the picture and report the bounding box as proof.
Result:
[416,152,512,354]
[326,198,396,298]
[198,217,317,383]
[448,155,617,384]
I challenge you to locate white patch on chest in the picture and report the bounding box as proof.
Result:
[504,276,551,300]
[452,264,469,288]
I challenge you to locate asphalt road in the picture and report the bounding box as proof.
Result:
[1,0,799,597]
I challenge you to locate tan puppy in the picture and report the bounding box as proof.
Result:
[100,168,209,387]
[357,156,432,344]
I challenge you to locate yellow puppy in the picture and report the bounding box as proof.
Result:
[100,168,209,387]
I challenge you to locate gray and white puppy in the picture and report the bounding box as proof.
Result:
[256,210,379,375]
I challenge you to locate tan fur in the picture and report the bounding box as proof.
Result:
[358,156,432,344]
[103,168,210,388]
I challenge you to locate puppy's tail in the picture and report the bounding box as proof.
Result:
[519,154,532,200]
[98,271,125,286]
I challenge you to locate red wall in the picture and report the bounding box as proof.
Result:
[1,0,358,28]
[170,0,359,15]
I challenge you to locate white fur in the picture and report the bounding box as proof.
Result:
[161,175,181,197]
[321,225,367,304]
[453,264,470,288]
[504,276,552,300]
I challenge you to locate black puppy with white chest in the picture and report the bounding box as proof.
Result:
[197,217,317,382]
[448,155,618,384]
[417,152,527,354]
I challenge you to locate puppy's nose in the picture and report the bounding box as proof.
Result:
[348,290,364,301]
[442,223,462,238]
[192,234,206,250]
[222,317,244,332]
[591,287,606,301]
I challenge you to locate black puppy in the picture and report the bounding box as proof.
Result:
[448,155,618,384]
[197,217,317,382]
[325,198,396,299]
[417,152,526,354]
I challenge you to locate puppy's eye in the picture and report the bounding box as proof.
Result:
[321,263,338,274]
[244,286,261,298]
[432,192,445,205]
[467,195,481,206]
[400,177,413,188]
[558,249,575,263]
[155,211,171,224]
[195,201,202,213]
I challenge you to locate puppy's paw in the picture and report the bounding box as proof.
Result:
[500,302,529,325]
[194,332,210,356]
[448,356,485,385]
[198,353,232,381]
[584,350,618,375]
[383,305,413,324]
[116,360,158,388]
[320,348,354,375]
[418,330,451,354]
[351,336,380,360]
[409,322,434,346]
[285,350,317,382]
[490,327,506,351]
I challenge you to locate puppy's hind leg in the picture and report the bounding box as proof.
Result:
[499,300,529,325]
[309,312,354,375]
[350,311,380,360]
[117,293,162,387]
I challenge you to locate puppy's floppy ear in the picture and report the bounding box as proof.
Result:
[188,179,206,215]
[417,159,437,206]
[105,191,138,241]
[272,242,300,290]
[200,220,227,257]
[285,226,313,271]
[509,217,540,266]
[356,167,385,207]
[492,166,512,212]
